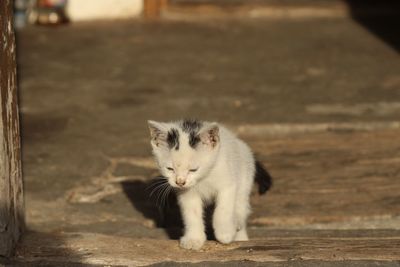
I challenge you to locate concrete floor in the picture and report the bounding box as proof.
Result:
[12,7,400,266]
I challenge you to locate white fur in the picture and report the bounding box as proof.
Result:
[148,120,255,250]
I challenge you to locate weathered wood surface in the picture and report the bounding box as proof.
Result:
[18,127,400,265]
[15,231,400,266]
[247,129,400,228]
[0,0,24,257]
[23,129,400,236]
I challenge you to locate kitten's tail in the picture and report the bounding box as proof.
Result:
[254,161,273,195]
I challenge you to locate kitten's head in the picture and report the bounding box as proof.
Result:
[148,119,220,189]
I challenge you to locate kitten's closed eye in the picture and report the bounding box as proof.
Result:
[166,167,174,171]
[189,168,199,172]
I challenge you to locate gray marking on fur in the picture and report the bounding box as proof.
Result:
[181,119,203,133]
[180,119,203,148]
[167,128,180,150]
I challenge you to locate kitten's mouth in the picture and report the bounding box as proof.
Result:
[169,182,185,189]
[173,183,191,190]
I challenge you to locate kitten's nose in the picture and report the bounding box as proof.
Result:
[176,179,186,187]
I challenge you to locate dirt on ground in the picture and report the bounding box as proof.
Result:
[13,7,400,266]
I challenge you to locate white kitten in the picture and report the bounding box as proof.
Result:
[148,119,271,250]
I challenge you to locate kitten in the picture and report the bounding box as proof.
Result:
[148,119,271,250]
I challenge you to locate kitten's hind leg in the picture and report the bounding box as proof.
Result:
[235,227,249,241]
[234,197,250,241]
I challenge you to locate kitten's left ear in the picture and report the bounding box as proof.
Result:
[199,123,219,148]
[148,120,167,147]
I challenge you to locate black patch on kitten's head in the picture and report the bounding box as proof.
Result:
[167,128,180,150]
[181,119,203,148]
[181,119,203,133]
[188,132,201,148]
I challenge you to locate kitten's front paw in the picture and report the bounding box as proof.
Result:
[215,227,236,244]
[180,234,206,250]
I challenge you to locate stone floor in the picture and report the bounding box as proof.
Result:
[8,3,400,266]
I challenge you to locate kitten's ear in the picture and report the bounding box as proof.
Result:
[199,123,219,148]
[148,120,167,147]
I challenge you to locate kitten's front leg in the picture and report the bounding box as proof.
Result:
[178,190,206,250]
[213,186,236,244]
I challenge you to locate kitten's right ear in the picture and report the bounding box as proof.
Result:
[148,120,167,147]
[199,123,219,148]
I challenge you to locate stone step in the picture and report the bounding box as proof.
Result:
[11,230,400,266]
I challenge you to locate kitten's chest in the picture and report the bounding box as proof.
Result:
[195,165,234,201]
[195,179,218,202]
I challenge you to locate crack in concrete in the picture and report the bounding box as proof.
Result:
[66,156,156,204]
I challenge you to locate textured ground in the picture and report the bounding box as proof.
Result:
[10,4,400,266]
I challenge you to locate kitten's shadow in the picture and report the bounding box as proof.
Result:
[121,179,215,240]
[121,180,182,239]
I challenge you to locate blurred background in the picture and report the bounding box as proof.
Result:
[14,0,400,257]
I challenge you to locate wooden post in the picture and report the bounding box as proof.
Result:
[0,0,24,258]
[143,0,169,19]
